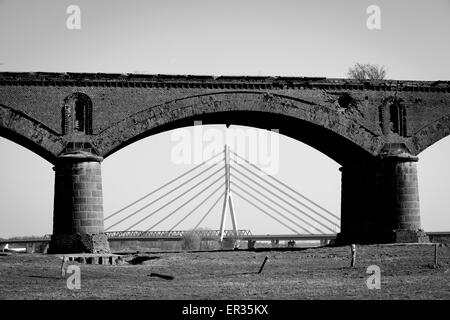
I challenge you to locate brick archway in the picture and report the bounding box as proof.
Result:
[0,104,65,164]
[412,114,450,155]
[93,92,380,165]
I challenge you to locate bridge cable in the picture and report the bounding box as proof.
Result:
[123,168,224,231]
[233,190,299,234]
[231,151,340,221]
[231,173,329,233]
[231,156,340,227]
[232,183,312,234]
[145,174,225,231]
[232,168,338,232]
[168,182,224,231]
[193,191,225,231]
[104,151,223,221]
[232,164,339,229]
[106,165,224,231]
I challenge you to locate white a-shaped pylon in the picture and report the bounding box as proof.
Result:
[219,145,238,242]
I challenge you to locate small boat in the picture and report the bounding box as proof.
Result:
[2,243,26,253]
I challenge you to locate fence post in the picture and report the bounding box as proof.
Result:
[350,244,356,267]
[434,243,438,267]
[60,256,67,277]
[258,255,269,274]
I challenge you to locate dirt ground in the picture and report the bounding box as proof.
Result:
[1,244,450,300]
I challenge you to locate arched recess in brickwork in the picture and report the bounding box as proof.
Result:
[0,104,65,164]
[412,114,450,155]
[378,97,407,137]
[62,93,93,136]
[389,103,407,136]
[93,92,380,165]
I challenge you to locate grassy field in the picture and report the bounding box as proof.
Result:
[0,244,450,300]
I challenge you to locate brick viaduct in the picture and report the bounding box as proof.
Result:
[0,72,449,253]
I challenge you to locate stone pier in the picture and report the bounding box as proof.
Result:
[48,152,110,254]
[337,144,428,244]
[375,145,428,243]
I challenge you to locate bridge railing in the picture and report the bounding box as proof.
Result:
[0,230,250,242]
[105,229,252,239]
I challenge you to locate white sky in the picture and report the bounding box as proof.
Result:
[0,0,449,238]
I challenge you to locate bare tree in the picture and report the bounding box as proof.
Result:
[181,231,201,250]
[195,227,220,250]
[347,63,387,80]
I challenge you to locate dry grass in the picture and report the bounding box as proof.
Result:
[0,244,449,300]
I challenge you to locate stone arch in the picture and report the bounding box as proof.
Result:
[0,104,65,164]
[92,92,381,165]
[412,114,450,155]
[62,93,93,136]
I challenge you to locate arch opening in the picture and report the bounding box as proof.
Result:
[0,137,53,239]
[417,134,450,232]
[102,124,341,236]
